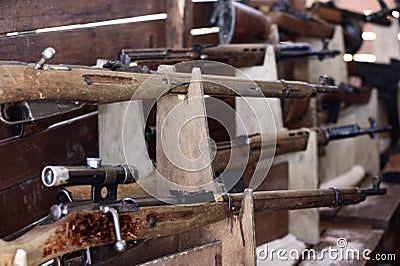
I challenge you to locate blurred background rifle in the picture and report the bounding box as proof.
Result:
[348,59,400,166]
[211,120,389,172]
[308,0,400,53]
[211,0,398,55]
[209,0,336,49]
[119,43,341,70]
[145,119,391,173]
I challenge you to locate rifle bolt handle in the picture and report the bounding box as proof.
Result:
[100,206,126,252]
[34,47,56,69]
[115,240,127,252]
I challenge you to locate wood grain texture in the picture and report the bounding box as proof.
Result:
[0,202,228,266]
[0,20,166,65]
[140,241,222,266]
[0,176,59,238]
[166,0,185,48]
[0,0,166,34]
[178,189,256,265]
[0,64,318,106]
[191,2,215,29]
[0,113,98,190]
[254,162,289,246]
[156,67,215,189]
[93,236,179,265]
[190,33,219,46]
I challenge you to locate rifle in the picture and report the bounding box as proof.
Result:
[348,60,400,146]
[309,0,395,26]
[0,164,386,266]
[0,53,350,126]
[269,0,399,54]
[308,0,399,54]
[216,119,390,172]
[118,43,341,70]
[145,119,391,173]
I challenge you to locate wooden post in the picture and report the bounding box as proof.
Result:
[178,189,257,265]
[166,0,185,48]
[155,66,217,195]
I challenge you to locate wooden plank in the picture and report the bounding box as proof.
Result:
[91,236,179,265]
[0,0,166,34]
[191,2,215,29]
[285,131,319,244]
[140,241,222,265]
[178,189,256,265]
[0,176,59,238]
[190,33,219,46]
[254,162,289,246]
[183,1,219,47]
[183,0,194,47]
[0,20,166,65]
[166,0,185,48]
[0,123,21,142]
[0,113,98,190]
[98,101,154,182]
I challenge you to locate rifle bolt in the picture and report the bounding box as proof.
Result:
[34,47,56,69]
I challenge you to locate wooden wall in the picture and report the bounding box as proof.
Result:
[0,0,236,239]
[0,0,170,237]
[0,0,297,241]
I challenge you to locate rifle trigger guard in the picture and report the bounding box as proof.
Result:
[329,187,340,208]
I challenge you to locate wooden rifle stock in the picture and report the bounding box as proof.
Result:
[0,63,345,105]
[267,0,335,40]
[0,187,385,266]
[211,1,271,44]
[268,11,334,40]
